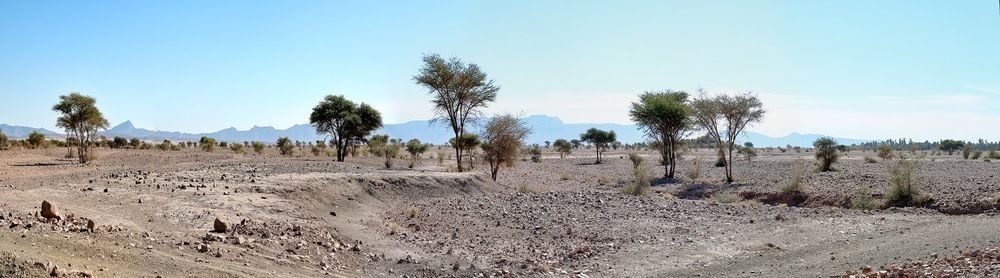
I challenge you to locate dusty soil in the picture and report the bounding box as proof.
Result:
[0,147,998,277]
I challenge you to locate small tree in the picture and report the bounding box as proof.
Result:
[480,114,531,181]
[449,134,481,170]
[544,141,551,149]
[53,93,109,163]
[276,137,294,156]
[414,54,499,172]
[368,135,400,168]
[552,139,572,159]
[27,131,46,149]
[200,137,217,152]
[580,128,616,164]
[813,137,839,172]
[157,140,173,151]
[405,139,429,168]
[251,141,265,154]
[310,95,383,162]
[690,91,765,183]
[962,144,973,159]
[110,136,128,149]
[230,143,245,154]
[529,146,542,162]
[738,146,757,162]
[938,139,963,156]
[629,90,692,179]
[877,145,894,160]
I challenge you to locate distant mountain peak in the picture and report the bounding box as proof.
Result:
[109,121,136,132]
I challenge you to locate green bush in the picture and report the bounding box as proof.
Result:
[251,141,265,154]
[863,156,878,163]
[157,140,173,151]
[200,137,216,152]
[850,187,878,210]
[813,137,839,172]
[27,131,46,149]
[622,162,651,196]
[230,143,245,154]
[971,151,982,160]
[276,137,293,156]
[885,157,932,207]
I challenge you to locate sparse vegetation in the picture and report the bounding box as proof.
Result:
[686,160,702,182]
[414,54,498,172]
[200,137,216,152]
[863,156,878,163]
[851,187,879,210]
[449,134,481,170]
[53,93,109,163]
[938,139,963,156]
[529,146,542,163]
[405,139,429,168]
[27,131,46,149]
[885,156,931,207]
[552,139,572,159]
[690,91,765,183]
[877,145,894,160]
[779,166,806,195]
[962,144,972,159]
[710,192,744,203]
[628,153,643,170]
[480,114,531,181]
[157,140,173,151]
[0,132,8,150]
[630,90,692,179]
[230,143,245,154]
[580,128,615,164]
[368,135,400,169]
[276,137,293,156]
[310,95,383,162]
[813,137,840,172]
[622,161,651,196]
[251,141,265,154]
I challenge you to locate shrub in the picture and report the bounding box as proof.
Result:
[552,139,573,159]
[628,153,643,170]
[110,136,128,149]
[405,207,420,219]
[962,145,973,159]
[130,138,142,149]
[529,146,542,163]
[622,162,651,196]
[989,150,1000,160]
[310,146,321,156]
[200,137,216,152]
[517,185,542,194]
[994,192,1000,204]
[251,141,265,154]
[276,137,294,156]
[885,157,929,207]
[219,141,228,148]
[877,145,893,160]
[559,172,570,181]
[851,187,879,210]
[157,140,173,151]
[710,192,743,203]
[863,156,878,163]
[779,167,806,194]
[813,137,839,172]
[971,151,982,160]
[27,131,46,149]
[230,143,245,154]
[0,132,8,150]
[686,160,702,182]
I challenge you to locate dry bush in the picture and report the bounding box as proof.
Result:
[851,187,878,210]
[621,164,651,196]
[885,157,932,207]
[559,172,570,181]
[387,222,401,235]
[686,160,702,182]
[994,192,1000,204]
[628,153,643,170]
[230,143,245,154]
[710,192,743,203]
[405,207,420,219]
[518,185,542,194]
[779,166,807,194]
[971,151,982,160]
[863,156,878,164]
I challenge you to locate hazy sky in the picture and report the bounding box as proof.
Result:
[1,1,998,141]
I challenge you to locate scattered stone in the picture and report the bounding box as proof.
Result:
[213,218,229,233]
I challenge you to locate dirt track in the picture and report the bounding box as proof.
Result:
[1,147,999,277]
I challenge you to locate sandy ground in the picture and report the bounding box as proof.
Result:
[0,147,999,277]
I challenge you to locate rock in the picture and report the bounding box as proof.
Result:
[197,243,211,253]
[329,211,337,217]
[86,219,96,232]
[50,265,63,277]
[40,200,61,220]
[213,218,229,233]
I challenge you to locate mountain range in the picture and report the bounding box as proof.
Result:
[0,115,868,147]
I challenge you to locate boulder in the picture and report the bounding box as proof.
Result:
[213,218,229,233]
[40,201,61,220]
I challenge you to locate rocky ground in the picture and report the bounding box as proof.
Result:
[0,147,998,277]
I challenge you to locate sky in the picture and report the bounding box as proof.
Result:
[1,1,998,141]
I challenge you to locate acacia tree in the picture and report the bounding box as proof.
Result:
[480,114,531,181]
[27,131,46,149]
[814,137,840,172]
[368,135,400,169]
[310,95,383,162]
[406,139,429,168]
[276,137,294,156]
[552,139,572,159]
[53,93,109,163]
[414,54,499,172]
[938,139,963,156]
[580,128,616,164]
[629,90,692,179]
[690,91,765,183]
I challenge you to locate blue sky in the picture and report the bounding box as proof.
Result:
[1,1,998,140]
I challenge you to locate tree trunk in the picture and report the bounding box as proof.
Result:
[725,142,734,183]
[453,130,463,172]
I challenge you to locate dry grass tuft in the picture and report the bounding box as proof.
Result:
[851,187,879,210]
[405,207,420,219]
[559,172,571,181]
[710,192,743,203]
[518,185,542,194]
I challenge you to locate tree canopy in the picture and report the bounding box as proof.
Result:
[480,114,531,181]
[414,54,498,172]
[629,90,691,179]
[310,95,383,162]
[690,91,765,183]
[580,128,616,164]
[53,93,109,163]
